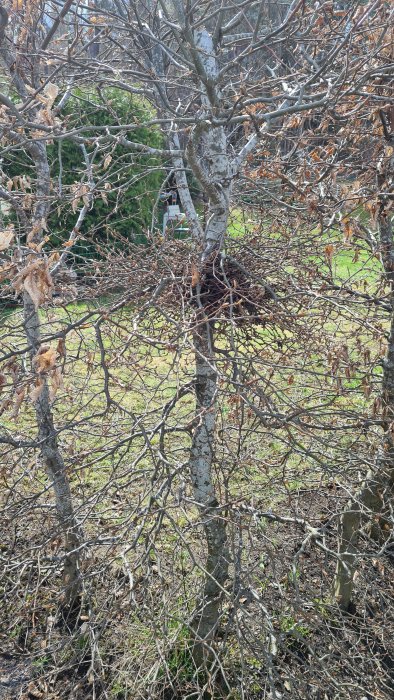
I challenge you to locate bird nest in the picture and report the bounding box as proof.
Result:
[184,253,276,325]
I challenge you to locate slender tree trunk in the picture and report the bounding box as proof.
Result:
[334,298,394,610]
[187,127,231,662]
[190,314,229,666]
[24,294,82,609]
[334,459,393,610]
[334,150,394,610]
[25,137,82,610]
[0,7,82,611]
[148,14,232,662]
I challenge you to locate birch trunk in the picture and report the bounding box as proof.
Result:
[148,9,233,661]
[187,136,231,668]
[163,25,232,662]
[188,142,231,661]
[190,314,229,666]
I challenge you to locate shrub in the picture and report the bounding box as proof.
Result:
[3,88,165,261]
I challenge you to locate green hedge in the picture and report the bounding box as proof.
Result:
[5,88,165,259]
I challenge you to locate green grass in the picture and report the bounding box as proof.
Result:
[1,209,385,555]
[228,206,382,287]
[1,219,388,700]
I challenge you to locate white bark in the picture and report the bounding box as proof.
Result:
[189,316,229,664]
[183,27,231,665]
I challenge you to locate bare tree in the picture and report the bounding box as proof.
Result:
[90,0,389,654]
[0,1,84,609]
[1,2,393,698]
[331,14,394,609]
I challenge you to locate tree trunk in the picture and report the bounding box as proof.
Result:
[190,314,229,666]
[24,294,82,609]
[334,148,394,611]
[149,14,232,662]
[0,6,82,612]
[334,302,394,609]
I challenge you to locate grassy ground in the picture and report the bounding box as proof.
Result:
[0,212,385,528]
[1,213,393,699]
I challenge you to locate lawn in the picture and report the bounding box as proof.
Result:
[0,211,391,700]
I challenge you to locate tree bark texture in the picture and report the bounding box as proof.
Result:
[24,141,83,609]
[0,2,82,610]
[24,293,82,609]
[189,315,229,666]
[334,146,394,610]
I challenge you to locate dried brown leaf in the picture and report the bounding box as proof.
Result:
[103,154,112,170]
[49,366,64,401]
[56,337,66,357]
[29,378,44,402]
[0,262,16,283]
[35,347,57,374]
[13,259,53,310]
[70,183,89,213]
[191,262,200,288]
[27,218,47,245]
[43,82,59,108]
[0,225,14,251]
[11,386,26,419]
[325,244,335,262]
